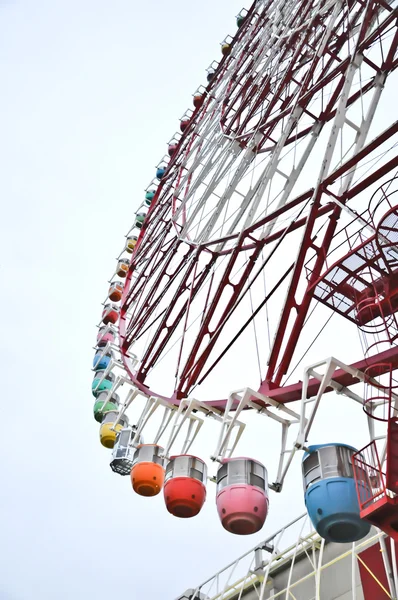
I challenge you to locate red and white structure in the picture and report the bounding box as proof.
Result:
[94,0,398,567]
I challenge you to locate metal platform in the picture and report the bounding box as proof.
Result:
[176,513,398,600]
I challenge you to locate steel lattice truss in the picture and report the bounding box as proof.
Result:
[120,0,398,409]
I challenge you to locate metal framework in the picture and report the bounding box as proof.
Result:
[90,0,398,586]
[119,0,398,410]
[175,513,398,600]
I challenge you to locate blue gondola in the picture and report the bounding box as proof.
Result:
[156,166,166,179]
[302,443,371,543]
[93,348,113,371]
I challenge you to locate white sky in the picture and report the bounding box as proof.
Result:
[0,1,392,599]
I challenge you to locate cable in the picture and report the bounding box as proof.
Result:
[284,311,335,384]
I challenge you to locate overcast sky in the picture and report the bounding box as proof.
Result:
[0,1,389,599]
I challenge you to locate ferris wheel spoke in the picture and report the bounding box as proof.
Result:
[174,147,235,227]
[177,245,263,395]
[171,195,333,393]
[337,74,387,194]
[178,150,242,240]
[194,151,257,243]
[143,251,234,377]
[259,122,324,239]
[251,10,382,144]
[195,261,296,392]
[173,136,229,217]
[124,239,180,335]
[126,260,195,353]
[243,109,308,232]
[183,205,314,391]
[174,116,222,189]
[230,0,336,136]
[125,242,192,344]
[265,195,341,387]
[137,251,217,380]
[123,227,173,312]
[222,28,283,132]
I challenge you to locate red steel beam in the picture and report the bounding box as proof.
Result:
[257,345,398,404]
[119,342,398,411]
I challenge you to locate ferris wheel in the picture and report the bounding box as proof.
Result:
[92,0,398,545]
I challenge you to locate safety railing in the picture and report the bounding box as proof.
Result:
[353,441,387,511]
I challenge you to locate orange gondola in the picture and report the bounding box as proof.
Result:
[131,444,165,497]
[108,281,123,302]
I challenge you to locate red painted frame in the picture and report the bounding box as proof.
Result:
[118,0,398,412]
